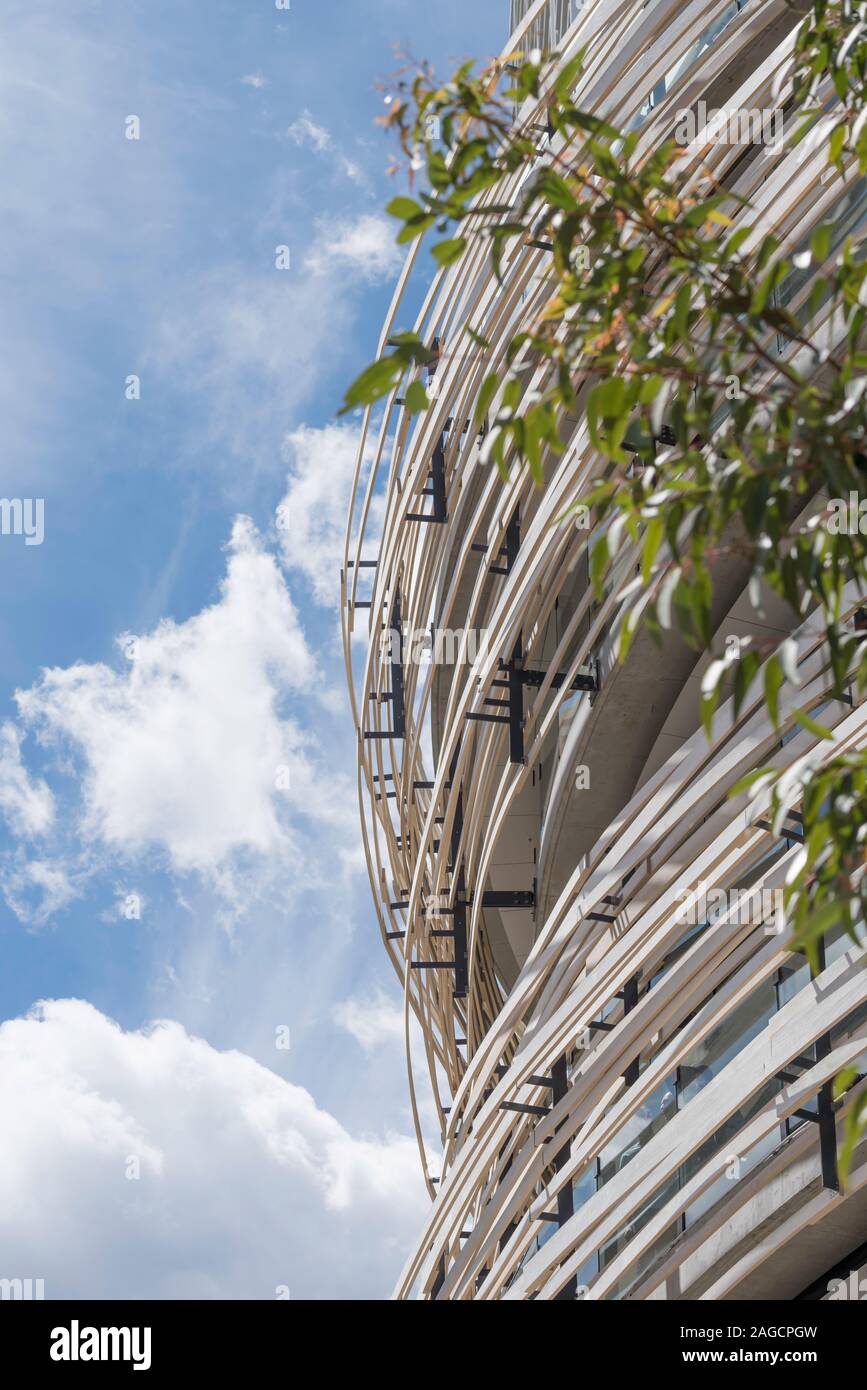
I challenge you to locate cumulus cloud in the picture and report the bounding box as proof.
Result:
[15,519,320,885]
[277,421,384,607]
[305,213,402,283]
[241,73,268,89]
[0,999,426,1298]
[0,722,54,837]
[333,989,404,1052]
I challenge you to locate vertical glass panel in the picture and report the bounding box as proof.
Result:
[682,1077,782,1227]
[598,1074,678,1186]
[679,981,777,1108]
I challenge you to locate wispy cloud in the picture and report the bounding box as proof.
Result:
[287,109,333,154]
[286,108,371,189]
[146,264,356,467]
[0,723,55,838]
[333,989,404,1052]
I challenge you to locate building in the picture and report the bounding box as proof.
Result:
[342,0,867,1300]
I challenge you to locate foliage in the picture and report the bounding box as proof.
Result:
[343,5,867,1173]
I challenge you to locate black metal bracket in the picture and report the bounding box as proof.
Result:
[468,638,599,765]
[496,1054,577,1297]
[623,976,640,1088]
[500,1100,551,1118]
[471,508,520,579]
[481,887,536,911]
[364,587,405,741]
[407,438,447,524]
[756,810,804,843]
[813,940,841,1193]
[775,942,842,1191]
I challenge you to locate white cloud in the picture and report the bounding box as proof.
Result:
[305,213,402,283]
[0,999,426,1298]
[1,856,80,927]
[15,519,320,885]
[0,722,54,837]
[333,989,404,1052]
[277,421,384,607]
[242,73,268,89]
[286,108,370,188]
[148,266,357,465]
[287,109,333,154]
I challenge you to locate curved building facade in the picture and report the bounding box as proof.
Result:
[342,0,867,1299]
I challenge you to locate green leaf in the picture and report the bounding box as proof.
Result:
[554,49,586,103]
[590,531,609,600]
[700,686,719,741]
[340,357,403,413]
[474,373,499,427]
[386,196,423,221]
[432,237,467,267]
[792,707,835,741]
[404,381,430,415]
[811,223,833,265]
[641,516,664,585]
[829,124,847,167]
[730,766,777,799]
[764,655,785,729]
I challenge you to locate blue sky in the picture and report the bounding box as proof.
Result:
[0,0,501,1299]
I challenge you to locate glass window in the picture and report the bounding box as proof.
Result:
[598,1073,679,1187]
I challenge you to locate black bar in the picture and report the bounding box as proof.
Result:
[623,976,640,1088]
[449,744,469,998]
[551,1054,577,1300]
[508,636,524,764]
[481,889,535,910]
[813,939,841,1192]
[756,818,805,842]
[499,1100,551,1117]
[388,589,406,738]
[518,668,597,693]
